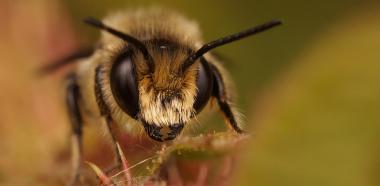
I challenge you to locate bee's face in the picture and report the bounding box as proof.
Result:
[80,16,280,141]
[110,39,213,141]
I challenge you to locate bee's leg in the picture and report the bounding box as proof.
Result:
[209,63,244,133]
[66,74,84,185]
[94,66,122,172]
[39,47,94,75]
[104,116,123,172]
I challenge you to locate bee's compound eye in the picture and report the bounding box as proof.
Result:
[110,52,140,118]
[193,58,213,113]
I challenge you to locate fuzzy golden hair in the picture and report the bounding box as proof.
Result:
[76,7,238,136]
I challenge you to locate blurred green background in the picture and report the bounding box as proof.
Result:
[0,0,379,185]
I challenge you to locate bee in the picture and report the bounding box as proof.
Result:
[41,7,281,185]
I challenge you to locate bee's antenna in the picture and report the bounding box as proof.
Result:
[84,17,155,72]
[182,19,282,72]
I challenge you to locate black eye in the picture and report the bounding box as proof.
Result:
[110,52,140,118]
[193,57,213,113]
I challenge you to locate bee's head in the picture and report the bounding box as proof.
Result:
[110,39,213,141]
[84,17,282,141]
